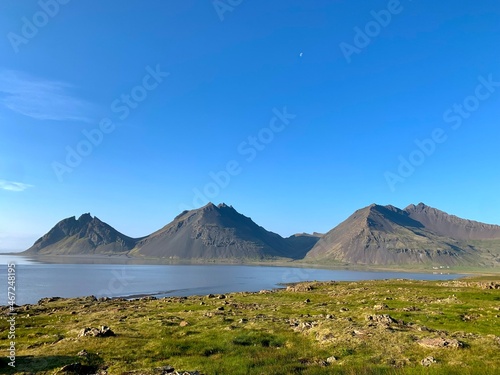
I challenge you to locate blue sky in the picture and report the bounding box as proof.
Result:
[1,0,499,251]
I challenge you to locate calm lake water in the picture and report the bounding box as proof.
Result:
[0,255,463,305]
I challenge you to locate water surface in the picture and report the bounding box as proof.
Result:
[0,255,463,305]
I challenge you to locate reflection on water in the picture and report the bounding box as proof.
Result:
[0,255,463,306]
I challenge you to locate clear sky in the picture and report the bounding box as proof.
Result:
[1,0,499,251]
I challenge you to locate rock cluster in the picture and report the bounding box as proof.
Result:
[38,297,62,304]
[153,366,201,375]
[420,356,437,366]
[365,314,398,327]
[78,326,115,338]
[438,280,500,289]
[286,285,310,292]
[417,337,463,349]
[57,362,97,374]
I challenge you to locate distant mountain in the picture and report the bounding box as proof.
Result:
[21,204,315,260]
[405,203,500,240]
[21,202,500,266]
[305,203,500,266]
[23,213,136,255]
[131,203,307,260]
[284,232,322,256]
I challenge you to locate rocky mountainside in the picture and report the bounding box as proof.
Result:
[21,202,500,266]
[284,232,321,256]
[22,204,316,260]
[131,203,311,260]
[23,213,137,255]
[404,203,500,240]
[305,203,500,266]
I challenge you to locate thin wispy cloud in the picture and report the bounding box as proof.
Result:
[0,69,94,122]
[0,179,34,192]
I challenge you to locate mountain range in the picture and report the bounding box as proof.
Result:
[22,202,500,267]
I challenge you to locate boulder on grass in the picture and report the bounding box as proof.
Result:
[78,326,115,338]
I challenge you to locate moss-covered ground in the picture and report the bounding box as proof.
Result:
[1,276,499,374]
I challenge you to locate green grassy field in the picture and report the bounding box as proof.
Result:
[1,276,499,374]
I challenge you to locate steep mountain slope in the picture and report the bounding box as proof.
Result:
[305,204,479,265]
[21,202,500,266]
[23,214,137,255]
[131,203,303,260]
[285,232,322,258]
[405,203,500,240]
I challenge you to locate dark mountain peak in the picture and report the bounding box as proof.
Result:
[216,203,239,216]
[405,203,416,211]
[78,213,93,222]
[193,202,248,225]
[196,202,220,215]
[349,204,375,218]
[202,202,217,208]
[133,203,308,260]
[364,203,393,214]
[289,232,322,238]
[23,213,136,255]
[179,203,236,217]
[405,202,431,212]
[195,202,224,220]
[359,204,423,230]
[404,203,500,240]
[368,204,406,215]
[305,203,472,265]
[73,212,107,228]
[20,201,500,266]
[384,204,403,213]
[306,201,500,266]
[405,202,463,222]
[365,203,391,214]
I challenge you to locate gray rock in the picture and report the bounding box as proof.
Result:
[326,356,337,363]
[77,349,88,357]
[38,297,62,304]
[57,362,97,374]
[365,314,398,326]
[402,305,420,312]
[154,365,175,374]
[417,337,463,349]
[99,326,115,337]
[78,326,115,338]
[420,356,437,366]
[140,296,157,301]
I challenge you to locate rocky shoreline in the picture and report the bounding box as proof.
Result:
[1,277,499,374]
